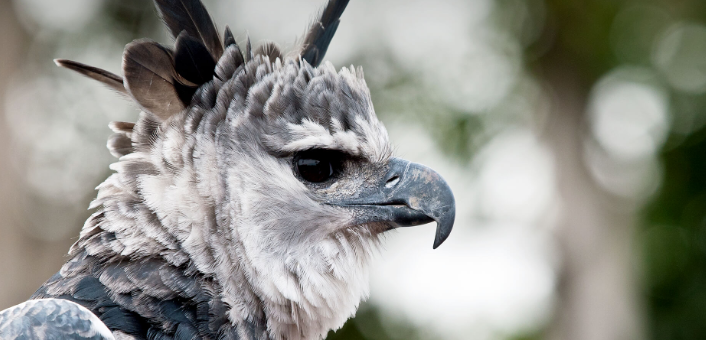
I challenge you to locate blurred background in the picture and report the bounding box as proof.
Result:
[2,0,706,339]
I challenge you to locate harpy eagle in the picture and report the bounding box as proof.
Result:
[0,0,456,339]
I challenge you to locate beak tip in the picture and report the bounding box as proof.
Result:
[432,239,442,249]
[432,227,451,249]
[431,212,455,249]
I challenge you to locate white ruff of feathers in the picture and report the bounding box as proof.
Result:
[79,53,391,340]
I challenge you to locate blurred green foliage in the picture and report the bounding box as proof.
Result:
[535,1,706,340]
[644,125,706,339]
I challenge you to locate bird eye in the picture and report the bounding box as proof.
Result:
[294,150,340,183]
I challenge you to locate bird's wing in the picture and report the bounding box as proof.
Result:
[0,298,115,340]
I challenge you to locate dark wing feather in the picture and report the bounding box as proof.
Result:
[0,299,114,340]
[300,0,350,66]
[153,0,223,61]
[54,59,127,94]
[122,39,185,121]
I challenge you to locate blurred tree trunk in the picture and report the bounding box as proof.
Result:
[0,0,74,309]
[540,63,644,340]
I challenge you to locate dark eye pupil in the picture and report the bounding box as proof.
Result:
[297,157,333,182]
[294,149,343,183]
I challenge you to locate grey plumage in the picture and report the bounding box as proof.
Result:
[0,299,114,340]
[0,1,456,339]
[254,42,282,64]
[108,121,135,135]
[107,122,135,158]
[107,133,132,158]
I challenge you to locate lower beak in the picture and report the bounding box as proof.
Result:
[332,158,456,249]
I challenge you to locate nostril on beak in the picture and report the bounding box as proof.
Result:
[385,175,400,188]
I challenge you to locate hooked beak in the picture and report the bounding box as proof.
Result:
[332,158,456,249]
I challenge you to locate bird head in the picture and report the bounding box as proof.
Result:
[59,0,455,338]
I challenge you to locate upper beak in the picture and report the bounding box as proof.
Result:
[332,158,456,249]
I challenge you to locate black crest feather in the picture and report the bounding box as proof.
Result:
[54,59,126,94]
[153,0,223,61]
[224,26,236,48]
[122,39,185,121]
[246,36,253,62]
[174,31,216,85]
[173,31,217,104]
[55,0,353,123]
[301,0,350,66]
